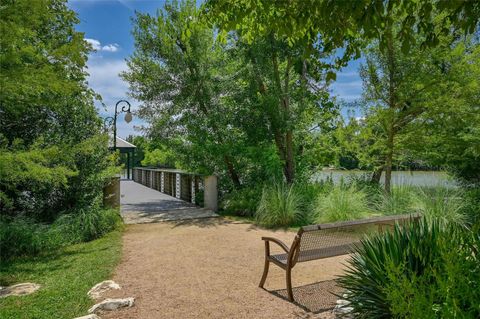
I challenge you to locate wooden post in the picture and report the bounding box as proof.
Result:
[204,175,218,211]
[175,173,181,199]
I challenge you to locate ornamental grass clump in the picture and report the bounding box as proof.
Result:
[315,185,369,222]
[255,182,302,227]
[374,185,415,216]
[412,187,466,227]
[338,218,480,318]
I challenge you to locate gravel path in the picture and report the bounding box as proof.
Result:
[102,219,348,318]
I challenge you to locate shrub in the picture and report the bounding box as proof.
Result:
[55,205,122,243]
[0,206,121,260]
[412,187,466,227]
[462,187,480,226]
[338,218,480,318]
[255,182,303,227]
[0,217,63,260]
[314,185,369,222]
[374,185,415,216]
[220,187,261,217]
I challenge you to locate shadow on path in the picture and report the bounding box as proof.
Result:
[268,280,341,314]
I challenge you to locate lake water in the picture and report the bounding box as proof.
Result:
[312,170,457,187]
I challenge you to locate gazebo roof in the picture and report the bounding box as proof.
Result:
[109,136,136,149]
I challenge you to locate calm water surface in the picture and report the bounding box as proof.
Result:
[313,170,457,187]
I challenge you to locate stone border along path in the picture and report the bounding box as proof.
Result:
[120,180,218,224]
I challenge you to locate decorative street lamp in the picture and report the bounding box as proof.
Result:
[103,100,133,150]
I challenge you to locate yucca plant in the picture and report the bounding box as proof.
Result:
[337,218,480,318]
[255,181,302,227]
[412,187,466,227]
[315,185,369,222]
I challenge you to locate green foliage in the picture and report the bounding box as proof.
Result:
[220,187,261,217]
[338,218,480,318]
[142,148,177,168]
[412,187,466,227]
[0,0,120,259]
[0,231,122,318]
[0,206,121,261]
[314,185,369,222]
[255,182,303,227]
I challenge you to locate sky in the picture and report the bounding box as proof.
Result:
[68,0,363,138]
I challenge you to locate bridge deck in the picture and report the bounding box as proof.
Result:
[120,180,218,224]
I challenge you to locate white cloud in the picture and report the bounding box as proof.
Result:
[85,38,101,51]
[86,58,143,137]
[102,44,120,52]
[85,38,120,52]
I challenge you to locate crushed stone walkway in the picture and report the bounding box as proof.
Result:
[102,219,348,319]
[120,180,218,224]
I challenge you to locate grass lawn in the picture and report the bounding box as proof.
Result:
[0,230,122,319]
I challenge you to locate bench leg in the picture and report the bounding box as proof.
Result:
[286,265,294,301]
[259,241,270,288]
[259,259,270,288]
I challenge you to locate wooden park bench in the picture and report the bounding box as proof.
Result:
[259,213,419,301]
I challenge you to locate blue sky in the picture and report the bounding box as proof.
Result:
[68,0,363,138]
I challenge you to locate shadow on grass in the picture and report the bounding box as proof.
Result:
[267,279,341,314]
[0,245,111,286]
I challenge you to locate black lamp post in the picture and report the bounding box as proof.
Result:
[103,100,133,150]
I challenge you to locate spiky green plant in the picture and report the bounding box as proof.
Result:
[412,187,466,227]
[255,181,302,227]
[315,185,369,222]
[337,218,480,318]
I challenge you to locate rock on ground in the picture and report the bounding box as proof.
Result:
[87,280,121,300]
[0,283,41,298]
[88,297,134,313]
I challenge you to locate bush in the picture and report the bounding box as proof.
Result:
[338,218,480,318]
[255,182,303,227]
[220,187,261,217]
[55,205,122,243]
[412,187,466,227]
[0,206,121,260]
[0,217,63,260]
[462,187,480,226]
[374,185,414,216]
[314,185,369,222]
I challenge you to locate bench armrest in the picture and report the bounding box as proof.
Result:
[262,237,290,254]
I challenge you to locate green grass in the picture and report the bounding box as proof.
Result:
[0,230,122,319]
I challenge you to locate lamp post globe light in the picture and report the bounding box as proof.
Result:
[103,100,133,151]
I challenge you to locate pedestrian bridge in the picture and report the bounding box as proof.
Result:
[120,180,218,224]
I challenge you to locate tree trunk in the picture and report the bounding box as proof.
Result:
[284,130,295,184]
[384,130,394,194]
[224,155,241,189]
[371,166,384,184]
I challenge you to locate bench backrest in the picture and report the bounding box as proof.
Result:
[292,213,419,264]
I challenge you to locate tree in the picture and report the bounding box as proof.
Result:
[123,0,247,188]
[0,0,100,146]
[358,24,479,192]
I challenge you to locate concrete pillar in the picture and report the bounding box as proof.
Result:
[203,175,218,211]
[103,175,120,208]
[175,173,181,199]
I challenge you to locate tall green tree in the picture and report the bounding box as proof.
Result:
[357,27,479,192]
[0,0,100,145]
[123,0,244,187]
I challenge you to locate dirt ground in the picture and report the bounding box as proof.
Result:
[102,218,349,319]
